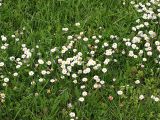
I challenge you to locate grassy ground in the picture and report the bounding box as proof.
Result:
[0,0,160,120]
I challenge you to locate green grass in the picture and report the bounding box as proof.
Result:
[0,0,160,120]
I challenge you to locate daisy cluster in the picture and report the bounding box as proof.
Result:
[59,25,109,119]
[0,0,160,119]
[121,0,160,102]
[0,0,2,7]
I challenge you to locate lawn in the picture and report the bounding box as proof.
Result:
[0,0,160,120]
